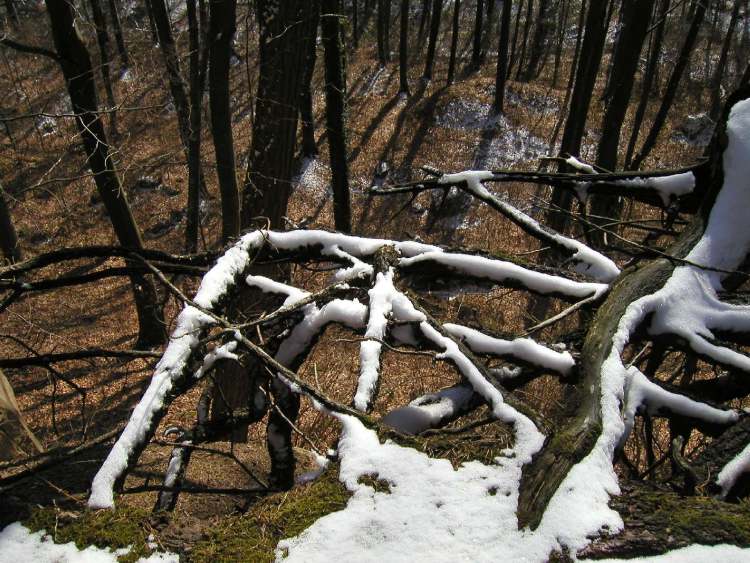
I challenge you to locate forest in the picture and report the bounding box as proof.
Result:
[1,0,749,561]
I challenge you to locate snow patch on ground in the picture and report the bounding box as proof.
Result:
[0,523,178,563]
[591,543,750,562]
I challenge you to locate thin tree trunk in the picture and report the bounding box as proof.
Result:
[0,181,21,264]
[514,0,533,79]
[418,0,431,41]
[45,0,165,348]
[300,5,320,157]
[353,0,359,47]
[422,0,444,81]
[88,0,118,136]
[377,0,389,64]
[4,0,19,29]
[322,0,351,233]
[624,0,669,169]
[184,0,207,253]
[471,0,485,71]
[551,0,569,87]
[508,0,524,75]
[143,0,159,44]
[208,0,240,245]
[548,0,607,234]
[399,0,410,94]
[522,0,551,81]
[709,0,740,121]
[107,0,130,71]
[447,0,461,85]
[631,0,706,169]
[590,0,654,246]
[493,0,512,114]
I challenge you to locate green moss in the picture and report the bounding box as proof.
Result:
[191,466,350,562]
[25,505,153,562]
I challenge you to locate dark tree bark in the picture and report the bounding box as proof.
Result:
[471,0,485,71]
[508,0,524,75]
[594,0,654,172]
[399,0,410,94]
[492,0,512,114]
[447,0,460,85]
[589,0,654,245]
[551,0,569,87]
[418,0,431,41]
[300,5,320,158]
[4,0,19,29]
[150,0,191,150]
[631,0,706,169]
[0,181,21,264]
[547,0,608,234]
[106,0,130,71]
[88,0,118,136]
[143,0,159,44]
[521,0,552,81]
[321,0,352,233]
[624,0,670,169]
[513,0,533,79]
[709,0,740,121]
[45,0,165,348]
[377,0,390,65]
[184,0,208,253]
[422,0,444,81]
[242,0,318,229]
[352,0,359,48]
[208,0,240,245]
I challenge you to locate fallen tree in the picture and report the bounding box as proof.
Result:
[83,90,750,560]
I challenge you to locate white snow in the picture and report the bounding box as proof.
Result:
[444,323,575,376]
[0,523,178,563]
[439,170,620,282]
[717,441,750,498]
[565,156,596,174]
[354,270,397,411]
[382,385,476,434]
[613,172,696,206]
[400,250,609,298]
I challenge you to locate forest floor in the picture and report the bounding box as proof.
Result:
[0,4,721,560]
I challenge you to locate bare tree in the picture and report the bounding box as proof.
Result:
[88,0,118,136]
[0,181,21,264]
[399,0,410,94]
[45,0,165,348]
[422,0,444,81]
[493,0,512,114]
[322,0,352,233]
[107,0,130,72]
[447,0,461,85]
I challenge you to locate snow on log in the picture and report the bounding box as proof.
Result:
[438,170,621,283]
[443,323,575,376]
[381,384,482,434]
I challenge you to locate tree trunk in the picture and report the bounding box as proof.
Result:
[321,0,352,233]
[4,0,19,29]
[492,0,512,114]
[300,9,319,159]
[709,0,740,121]
[471,0,485,71]
[624,0,669,169]
[521,0,551,81]
[547,0,608,234]
[241,0,318,229]
[107,0,130,71]
[184,0,207,253]
[0,181,21,264]
[45,0,165,349]
[143,0,159,44]
[208,0,240,245]
[508,0,524,75]
[422,0,443,81]
[589,0,654,246]
[399,0,410,94]
[418,0,431,41]
[631,0,706,169]
[551,0,568,87]
[377,0,390,65]
[88,0,118,136]
[352,0,359,48]
[447,0,460,85]
[513,0,533,79]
